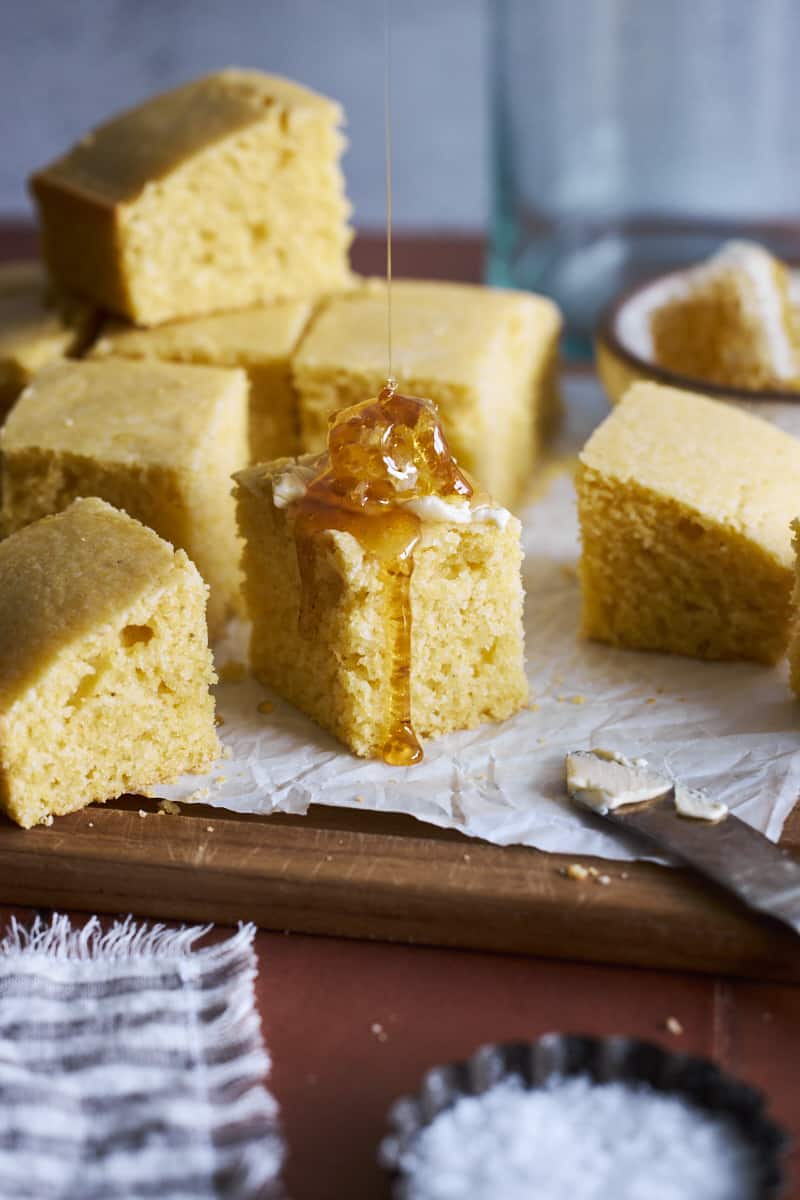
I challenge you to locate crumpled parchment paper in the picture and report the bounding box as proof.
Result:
[161,376,800,862]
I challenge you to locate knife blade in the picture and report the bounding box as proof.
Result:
[608,791,800,935]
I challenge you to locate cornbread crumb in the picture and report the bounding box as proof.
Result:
[222,746,233,759]
[0,499,218,828]
[158,799,182,816]
[41,814,54,827]
[665,1016,684,1036]
[370,1022,388,1043]
[566,863,589,881]
[578,381,800,662]
[32,70,352,324]
[214,715,225,727]
[138,809,147,818]
[234,460,528,759]
[597,874,612,886]
[294,279,561,507]
[206,825,214,833]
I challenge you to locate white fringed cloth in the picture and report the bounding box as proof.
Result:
[0,915,283,1199]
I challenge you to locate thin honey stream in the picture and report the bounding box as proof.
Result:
[293,385,472,765]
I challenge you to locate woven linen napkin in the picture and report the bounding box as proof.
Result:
[0,915,283,1200]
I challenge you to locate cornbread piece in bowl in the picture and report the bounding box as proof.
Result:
[235,387,527,763]
[0,498,218,828]
[90,299,314,463]
[31,69,352,325]
[0,358,247,637]
[578,380,800,663]
[293,279,561,508]
[0,261,94,418]
[649,241,800,392]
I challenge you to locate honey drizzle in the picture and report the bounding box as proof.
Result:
[292,386,472,765]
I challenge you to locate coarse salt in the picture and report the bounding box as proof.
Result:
[395,1075,758,1200]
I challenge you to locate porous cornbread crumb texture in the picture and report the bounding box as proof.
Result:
[0,261,94,418]
[235,459,528,758]
[293,279,561,509]
[89,299,313,463]
[578,381,800,663]
[0,499,218,828]
[0,358,248,637]
[649,241,800,391]
[31,70,353,325]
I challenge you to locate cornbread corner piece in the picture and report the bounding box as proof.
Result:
[577,380,800,663]
[30,69,353,325]
[649,240,800,391]
[293,279,562,508]
[0,498,219,829]
[234,458,528,758]
[0,260,95,418]
[89,298,314,463]
[0,358,248,637]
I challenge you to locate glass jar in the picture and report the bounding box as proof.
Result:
[489,0,800,358]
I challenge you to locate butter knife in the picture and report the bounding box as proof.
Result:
[566,751,800,937]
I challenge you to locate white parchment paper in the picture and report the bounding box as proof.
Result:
[162,376,800,862]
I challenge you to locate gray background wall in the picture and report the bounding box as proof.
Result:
[1,0,488,231]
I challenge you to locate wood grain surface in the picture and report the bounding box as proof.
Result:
[1,795,798,982]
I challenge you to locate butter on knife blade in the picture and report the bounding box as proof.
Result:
[566,749,728,823]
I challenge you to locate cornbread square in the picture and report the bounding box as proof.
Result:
[649,241,800,391]
[90,299,313,463]
[0,261,94,418]
[293,279,561,508]
[578,381,800,663]
[31,70,352,325]
[1,358,248,637]
[234,458,528,758]
[0,498,218,828]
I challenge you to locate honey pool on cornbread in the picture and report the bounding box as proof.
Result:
[235,383,527,764]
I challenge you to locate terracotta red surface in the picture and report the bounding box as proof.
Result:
[0,223,797,1199]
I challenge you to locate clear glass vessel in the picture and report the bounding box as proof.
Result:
[489,0,800,358]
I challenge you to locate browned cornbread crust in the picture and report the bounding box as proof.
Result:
[31,70,352,325]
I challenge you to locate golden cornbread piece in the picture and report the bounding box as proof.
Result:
[578,381,800,663]
[0,261,94,417]
[0,498,218,828]
[1,359,248,637]
[234,456,528,759]
[31,69,352,325]
[293,279,561,508]
[90,299,313,463]
[649,241,800,391]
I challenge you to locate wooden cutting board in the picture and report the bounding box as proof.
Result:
[1,794,798,982]
[0,228,797,982]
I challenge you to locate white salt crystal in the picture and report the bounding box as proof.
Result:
[398,1075,758,1200]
